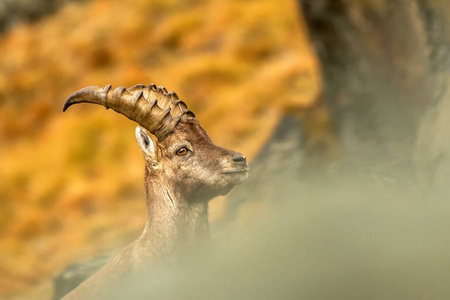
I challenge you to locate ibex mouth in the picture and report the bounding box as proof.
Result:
[222,168,249,174]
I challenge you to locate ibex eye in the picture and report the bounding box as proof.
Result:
[176,147,188,156]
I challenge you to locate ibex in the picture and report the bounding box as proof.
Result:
[61,84,249,299]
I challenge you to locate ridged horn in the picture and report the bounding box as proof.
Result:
[63,84,195,139]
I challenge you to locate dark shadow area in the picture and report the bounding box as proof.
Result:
[0,0,86,33]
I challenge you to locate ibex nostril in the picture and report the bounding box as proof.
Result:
[233,154,247,163]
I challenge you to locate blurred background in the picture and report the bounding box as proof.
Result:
[0,0,319,298]
[1,0,450,299]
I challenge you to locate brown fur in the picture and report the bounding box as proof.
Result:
[63,119,248,299]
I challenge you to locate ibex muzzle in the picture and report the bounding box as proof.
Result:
[61,83,248,299]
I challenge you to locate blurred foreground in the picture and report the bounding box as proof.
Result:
[105,173,450,300]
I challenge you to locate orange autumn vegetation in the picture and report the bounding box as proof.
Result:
[0,0,320,298]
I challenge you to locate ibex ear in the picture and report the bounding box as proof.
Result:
[135,126,160,165]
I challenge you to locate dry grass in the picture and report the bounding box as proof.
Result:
[0,0,320,298]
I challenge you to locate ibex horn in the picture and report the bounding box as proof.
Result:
[63,84,195,139]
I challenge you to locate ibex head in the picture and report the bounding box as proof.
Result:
[63,84,249,202]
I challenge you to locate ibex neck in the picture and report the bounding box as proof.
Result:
[139,171,210,260]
